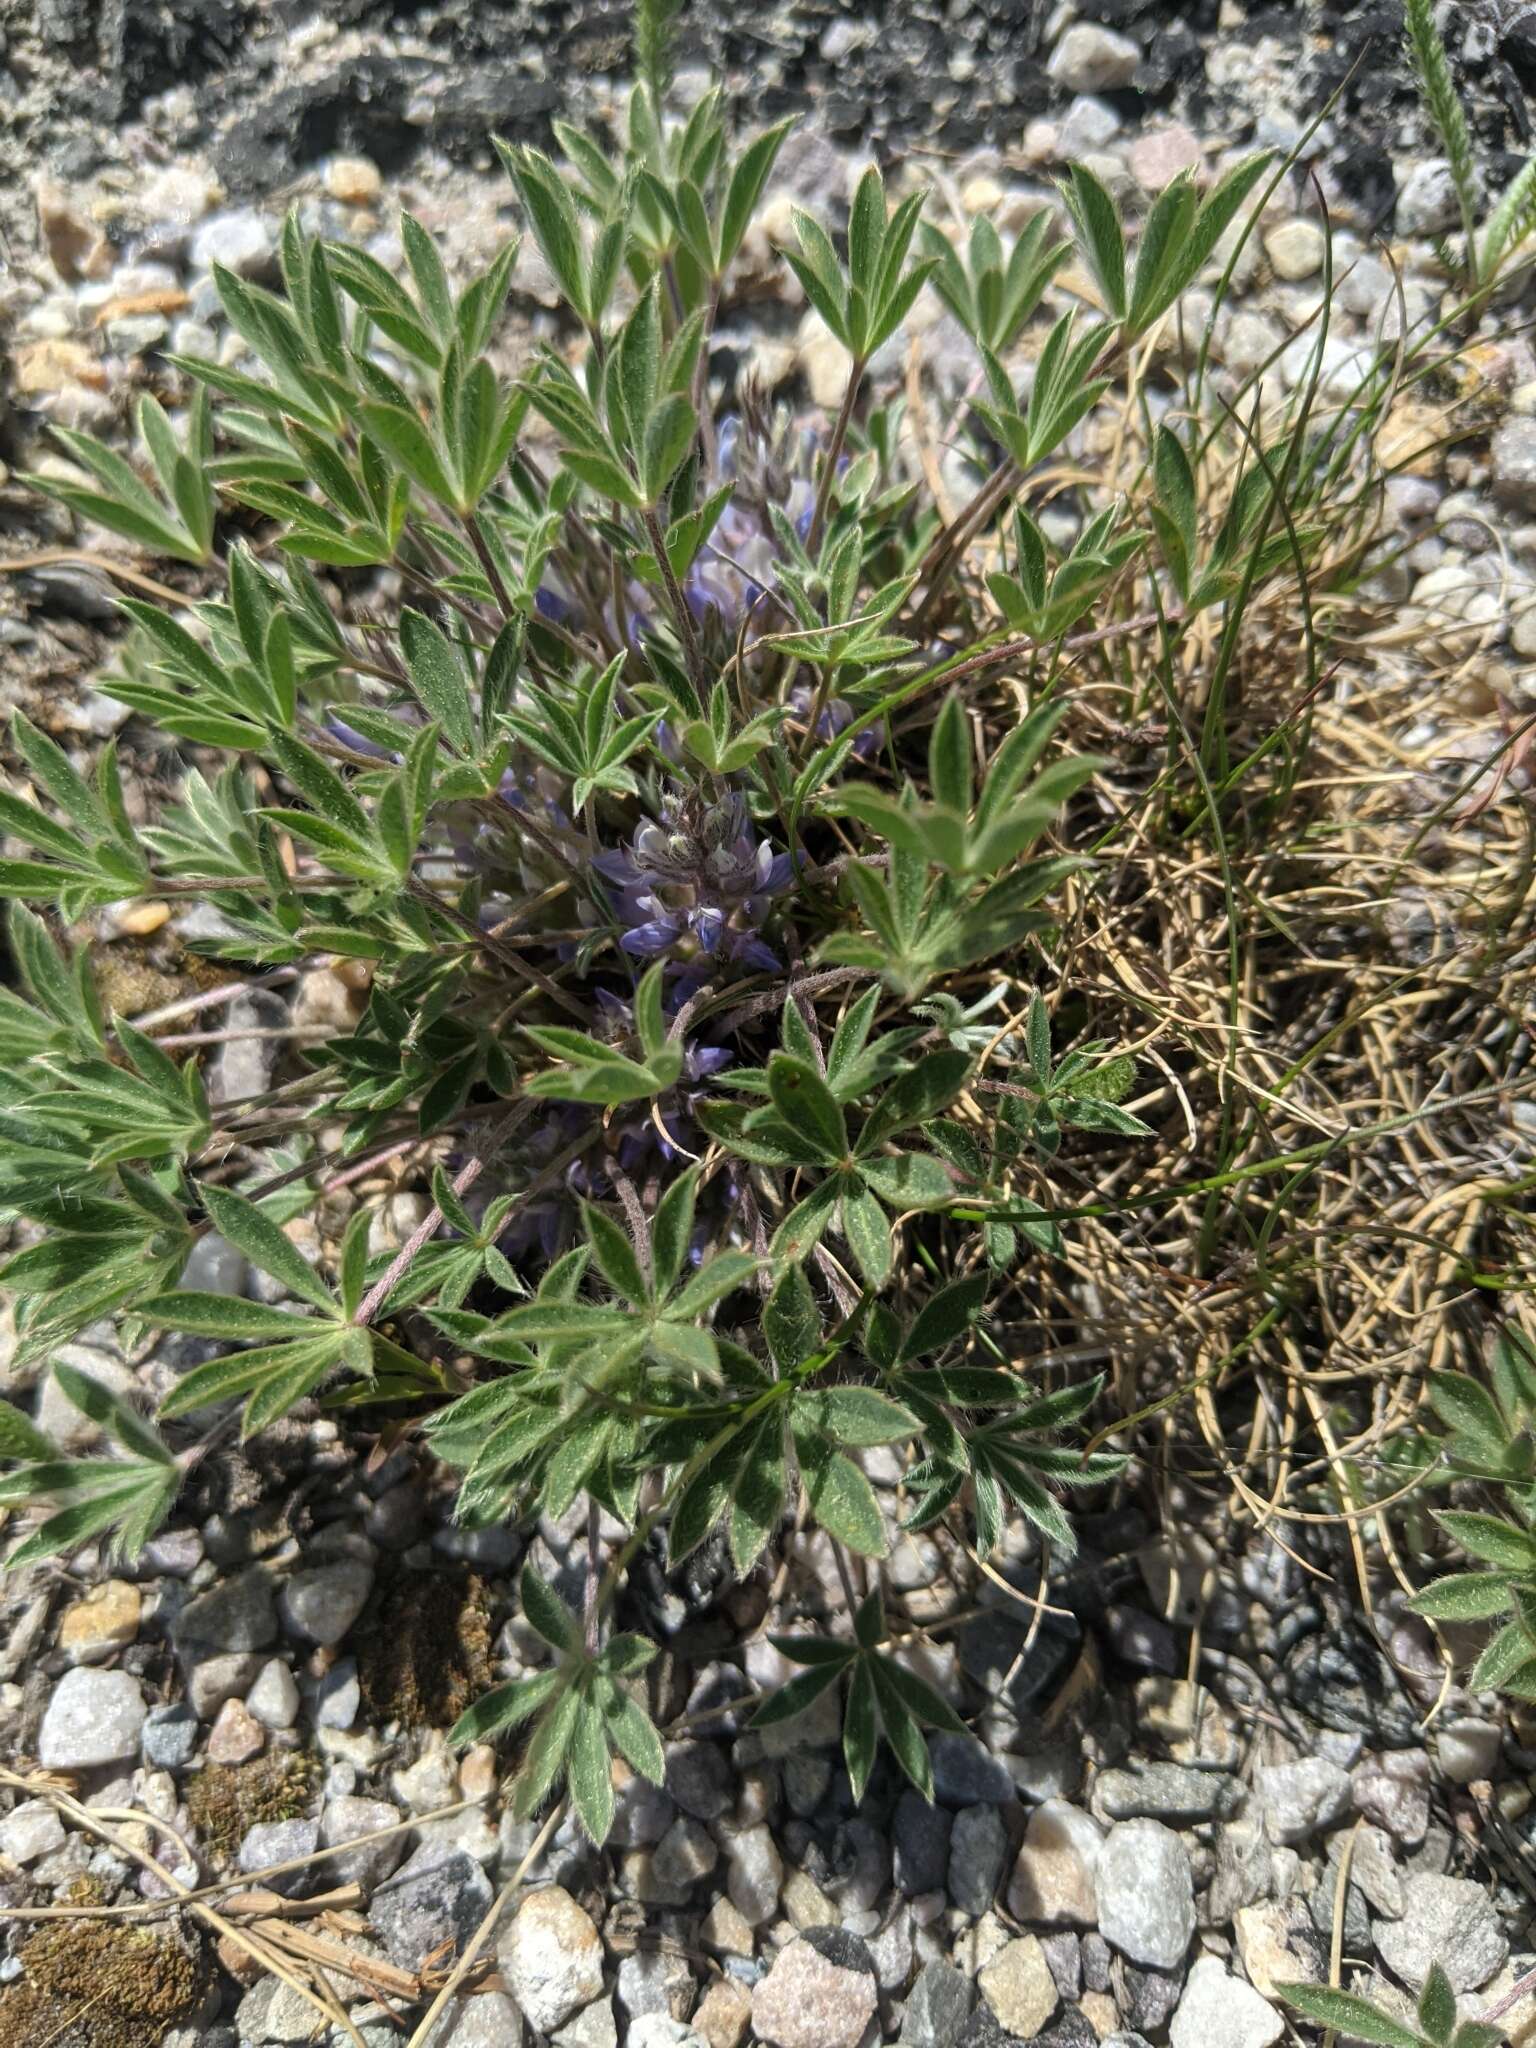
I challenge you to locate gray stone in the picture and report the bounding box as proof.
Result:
[1493,419,1536,513]
[1040,1932,1082,2002]
[189,1651,268,1718]
[140,1526,205,1578]
[1119,1961,1186,2033]
[1256,1758,1351,1844]
[237,1977,328,2045]
[1006,1744,1084,1804]
[957,2010,1026,2048]
[627,2022,707,2048]
[665,1738,733,1820]
[1103,1607,1179,1675]
[895,1789,953,1893]
[902,1960,977,2047]
[1339,1825,1404,1918]
[833,1815,889,1912]
[869,1904,914,1993]
[368,1843,492,1970]
[1234,1900,1327,2002]
[651,1815,717,1893]
[1096,1819,1195,1969]
[423,1991,524,2048]
[209,993,282,1105]
[1207,1816,1274,1924]
[1437,1718,1501,1785]
[752,1929,878,2048]
[239,1817,320,1893]
[1396,159,1463,236]
[1220,309,1284,378]
[499,1886,605,2033]
[179,1230,249,1296]
[143,1701,199,1768]
[1098,1764,1241,1825]
[278,1560,373,1646]
[1083,1936,1113,1995]
[929,1733,1015,1806]
[1373,1875,1508,1992]
[38,1667,145,1768]
[177,1568,278,1652]
[1047,21,1139,91]
[617,1948,695,2021]
[246,1657,300,1729]
[1353,1750,1430,1846]
[316,1658,360,1729]
[784,1750,834,1815]
[610,1769,674,1849]
[949,1803,1010,1916]
[0,1799,65,1862]
[320,1795,405,1888]
[1059,96,1122,159]
[191,208,273,276]
[1170,1957,1282,2048]
[551,1997,618,2048]
[1308,1845,1374,1951]
[1264,220,1326,281]
[726,1822,783,1925]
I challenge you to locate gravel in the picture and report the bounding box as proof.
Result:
[1097,1764,1241,1825]
[368,1843,494,1971]
[1373,1875,1510,1992]
[725,1822,784,1925]
[0,1799,66,1862]
[1169,1958,1284,2048]
[902,1962,978,2048]
[277,1560,374,1645]
[929,1733,1016,1806]
[499,1886,607,2033]
[320,1795,407,1888]
[895,1789,954,1894]
[37,1666,147,1768]
[752,1929,880,2048]
[246,1657,301,1729]
[948,1802,1011,1915]
[1095,1820,1196,1970]
[1256,1759,1352,1845]
[1047,23,1141,93]
[978,1938,1059,2039]
[1010,1799,1104,1926]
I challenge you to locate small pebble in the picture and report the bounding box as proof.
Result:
[325,155,383,204]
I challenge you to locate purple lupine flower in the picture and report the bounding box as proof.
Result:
[787,683,880,761]
[323,715,403,762]
[594,790,791,980]
[535,553,657,651]
[681,391,823,641]
[498,762,572,834]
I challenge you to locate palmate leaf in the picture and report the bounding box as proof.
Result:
[451,1561,666,1844]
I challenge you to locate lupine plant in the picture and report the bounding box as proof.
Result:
[0,2,1340,1839]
